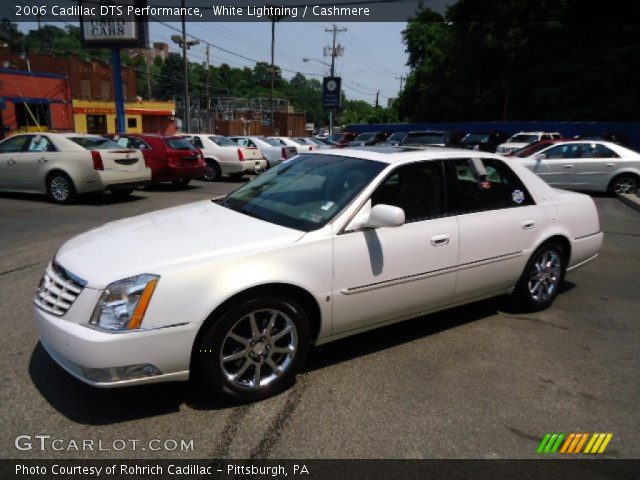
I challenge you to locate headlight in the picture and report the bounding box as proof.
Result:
[90,274,159,331]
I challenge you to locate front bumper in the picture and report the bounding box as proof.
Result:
[34,306,192,387]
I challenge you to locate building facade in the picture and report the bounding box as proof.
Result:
[0,68,74,137]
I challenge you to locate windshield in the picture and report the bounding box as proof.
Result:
[386,132,407,142]
[210,136,237,147]
[165,138,197,150]
[462,133,490,143]
[327,133,346,143]
[261,137,282,147]
[221,154,386,232]
[403,132,446,144]
[69,136,123,150]
[354,133,376,142]
[508,134,539,143]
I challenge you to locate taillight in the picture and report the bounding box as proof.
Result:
[237,148,245,161]
[281,146,287,159]
[91,150,104,170]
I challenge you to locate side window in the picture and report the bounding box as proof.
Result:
[371,161,445,223]
[544,143,581,159]
[450,158,534,213]
[192,136,204,148]
[0,135,32,153]
[248,140,257,148]
[594,144,618,158]
[541,134,551,140]
[27,136,56,152]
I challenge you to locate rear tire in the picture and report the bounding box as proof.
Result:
[608,173,638,195]
[202,160,221,182]
[47,172,76,204]
[511,241,566,312]
[196,297,310,402]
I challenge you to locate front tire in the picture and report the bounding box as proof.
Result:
[608,173,638,195]
[47,172,76,204]
[196,297,310,402]
[511,241,566,312]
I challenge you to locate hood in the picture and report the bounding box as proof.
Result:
[56,200,303,288]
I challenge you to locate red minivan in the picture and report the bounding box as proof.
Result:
[109,134,206,186]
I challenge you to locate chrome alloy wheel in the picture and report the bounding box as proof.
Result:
[612,176,638,194]
[527,250,562,303]
[50,176,70,202]
[220,309,298,390]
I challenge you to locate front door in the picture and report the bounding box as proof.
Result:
[0,134,33,190]
[333,160,459,335]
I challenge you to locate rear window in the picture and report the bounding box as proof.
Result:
[262,137,282,147]
[69,137,123,150]
[403,132,446,144]
[210,136,237,147]
[165,138,197,150]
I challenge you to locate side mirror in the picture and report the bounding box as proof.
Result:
[362,204,405,229]
[534,153,546,161]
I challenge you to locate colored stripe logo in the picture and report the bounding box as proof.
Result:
[537,433,613,454]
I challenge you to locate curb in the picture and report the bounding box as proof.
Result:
[617,193,640,214]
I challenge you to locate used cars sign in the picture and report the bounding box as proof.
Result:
[79,0,148,49]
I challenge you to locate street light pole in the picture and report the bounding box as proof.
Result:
[270,18,275,135]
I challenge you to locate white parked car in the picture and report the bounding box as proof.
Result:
[496,132,563,155]
[268,136,317,152]
[0,133,150,203]
[183,134,267,181]
[34,148,603,402]
[230,135,296,168]
[517,140,640,194]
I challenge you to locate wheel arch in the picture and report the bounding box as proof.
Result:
[533,233,572,266]
[189,282,322,373]
[44,168,76,190]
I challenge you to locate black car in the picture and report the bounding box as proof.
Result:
[575,132,631,148]
[460,131,508,153]
[377,131,408,146]
[346,131,388,147]
[400,130,464,147]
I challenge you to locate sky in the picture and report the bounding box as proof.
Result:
[14,1,453,105]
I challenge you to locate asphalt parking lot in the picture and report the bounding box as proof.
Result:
[0,180,638,460]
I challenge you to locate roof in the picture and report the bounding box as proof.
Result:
[307,146,508,165]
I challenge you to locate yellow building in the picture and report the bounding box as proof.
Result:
[72,100,177,135]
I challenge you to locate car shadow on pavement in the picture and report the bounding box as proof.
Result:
[28,284,576,424]
[144,183,201,192]
[0,191,146,206]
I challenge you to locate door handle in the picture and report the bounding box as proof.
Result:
[38,157,48,163]
[563,164,574,169]
[606,163,615,167]
[521,220,536,230]
[430,234,450,246]
[7,159,16,165]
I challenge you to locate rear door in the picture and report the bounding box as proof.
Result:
[537,143,582,187]
[447,158,545,300]
[17,135,60,189]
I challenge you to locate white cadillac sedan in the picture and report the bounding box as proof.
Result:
[34,148,603,401]
[516,140,640,194]
[0,133,151,203]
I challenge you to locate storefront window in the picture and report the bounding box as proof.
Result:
[87,114,107,134]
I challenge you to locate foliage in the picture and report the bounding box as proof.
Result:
[396,0,640,122]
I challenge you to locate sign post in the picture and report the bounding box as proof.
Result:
[110,49,126,133]
[79,0,148,133]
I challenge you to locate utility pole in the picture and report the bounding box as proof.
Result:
[145,57,152,100]
[267,11,287,135]
[395,75,405,93]
[324,24,346,135]
[205,43,212,133]
[181,2,190,133]
[375,91,379,108]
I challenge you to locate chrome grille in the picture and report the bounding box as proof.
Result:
[34,262,86,316]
